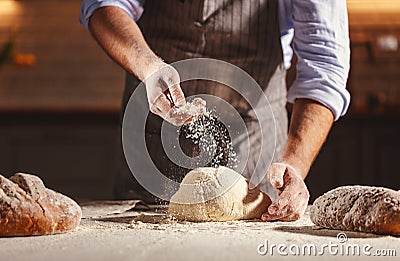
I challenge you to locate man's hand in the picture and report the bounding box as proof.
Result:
[144,62,206,126]
[260,99,334,222]
[144,62,185,124]
[261,163,309,222]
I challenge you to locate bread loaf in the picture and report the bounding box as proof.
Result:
[0,173,82,236]
[310,186,400,235]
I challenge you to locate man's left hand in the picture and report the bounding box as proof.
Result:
[261,163,309,222]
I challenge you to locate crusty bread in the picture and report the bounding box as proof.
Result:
[310,186,400,235]
[0,173,82,236]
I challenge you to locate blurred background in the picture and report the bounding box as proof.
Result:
[0,0,399,201]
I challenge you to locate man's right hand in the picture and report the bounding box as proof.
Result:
[144,62,194,126]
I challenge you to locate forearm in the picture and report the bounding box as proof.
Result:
[88,6,161,80]
[280,98,334,179]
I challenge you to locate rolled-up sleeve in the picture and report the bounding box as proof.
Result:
[80,0,144,30]
[287,0,351,120]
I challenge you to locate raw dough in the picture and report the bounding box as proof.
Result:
[168,166,271,221]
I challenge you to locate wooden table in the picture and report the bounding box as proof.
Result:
[1,204,399,261]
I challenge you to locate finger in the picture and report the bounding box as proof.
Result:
[262,204,303,222]
[150,106,162,115]
[267,163,286,189]
[269,179,302,213]
[279,199,308,222]
[272,199,294,216]
[261,209,290,221]
[262,211,302,222]
[262,200,299,222]
[268,168,306,212]
[169,84,186,107]
[182,112,202,124]
[263,192,307,222]
[165,106,191,125]
[192,98,206,118]
[182,116,195,125]
[154,94,173,117]
[268,196,290,214]
[294,192,309,216]
[274,179,309,212]
[166,114,188,126]
[192,97,206,107]
[265,183,299,216]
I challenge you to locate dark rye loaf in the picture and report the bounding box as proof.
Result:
[310,186,400,235]
[0,173,81,236]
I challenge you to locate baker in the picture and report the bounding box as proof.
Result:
[80,0,350,222]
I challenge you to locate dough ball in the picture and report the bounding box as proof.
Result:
[168,166,271,221]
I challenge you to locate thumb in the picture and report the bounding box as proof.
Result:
[267,163,286,189]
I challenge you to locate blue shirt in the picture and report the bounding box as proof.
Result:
[80,0,351,120]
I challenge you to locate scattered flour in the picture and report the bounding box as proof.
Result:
[179,99,238,169]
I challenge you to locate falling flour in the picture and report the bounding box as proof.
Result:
[179,98,238,169]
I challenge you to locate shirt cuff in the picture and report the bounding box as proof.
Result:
[287,79,351,121]
[80,0,144,30]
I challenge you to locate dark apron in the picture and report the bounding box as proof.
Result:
[115,0,288,202]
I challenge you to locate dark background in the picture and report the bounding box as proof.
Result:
[0,0,399,201]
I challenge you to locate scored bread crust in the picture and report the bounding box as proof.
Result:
[310,186,400,235]
[0,173,82,236]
